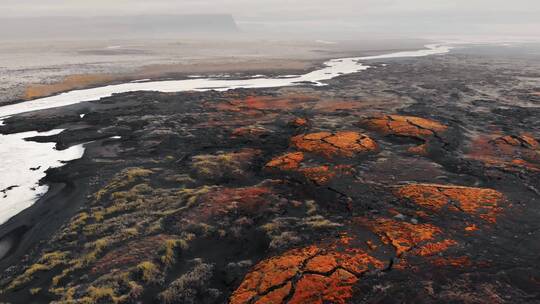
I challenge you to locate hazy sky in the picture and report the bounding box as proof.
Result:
[1,0,539,36]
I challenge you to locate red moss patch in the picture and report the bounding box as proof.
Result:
[431,256,471,268]
[314,100,365,113]
[361,115,447,153]
[265,152,305,171]
[299,165,353,185]
[291,117,308,127]
[361,115,448,140]
[467,133,540,172]
[232,126,270,138]
[298,166,336,185]
[197,186,274,219]
[92,234,171,274]
[395,184,506,223]
[356,217,443,256]
[215,95,314,113]
[465,224,479,232]
[291,131,377,159]
[230,238,385,304]
[413,239,458,257]
[407,143,428,155]
[266,151,353,185]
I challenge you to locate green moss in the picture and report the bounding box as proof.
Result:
[92,209,105,222]
[159,239,190,268]
[48,287,76,302]
[87,286,116,302]
[191,152,246,181]
[136,261,160,283]
[94,167,154,201]
[68,212,90,231]
[7,167,236,302]
[160,240,178,267]
[52,238,112,287]
[304,215,342,229]
[7,251,68,290]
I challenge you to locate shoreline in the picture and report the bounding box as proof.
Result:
[0,38,430,106]
[0,141,95,270]
[0,43,450,119]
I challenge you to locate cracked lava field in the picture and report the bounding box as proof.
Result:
[0,45,540,303]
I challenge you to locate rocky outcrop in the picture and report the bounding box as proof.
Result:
[360,115,448,154]
[291,131,377,159]
[395,184,506,223]
[230,237,385,304]
[467,133,540,173]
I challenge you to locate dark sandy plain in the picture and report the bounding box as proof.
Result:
[0,43,540,303]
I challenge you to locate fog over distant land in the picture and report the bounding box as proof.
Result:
[0,0,539,39]
[0,15,239,40]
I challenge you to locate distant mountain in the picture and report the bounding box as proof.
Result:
[0,14,239,40]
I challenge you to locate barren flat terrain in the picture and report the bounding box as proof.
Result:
[1,43,540,303]
[0,38,426,104]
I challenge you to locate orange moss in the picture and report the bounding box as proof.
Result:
[465,224,479,232]
[265,152,305,171]
[292,117,308,127]
[232,126,270,138]
[520,134,540,149]
[314,100,365,113]
[467,133,540,172]
[361,115,447,140]
[298,166,336,185]
[291,131,377,158]
[215,95,314,113]
[415,211,430,218]
[229,246,318,303]
[288,270,357,304]
[431,256,471,267]
[230,238,385,304]
[414,239,458,257]
[202,186,273,212]
[392,259,414,271]
[298,165,353,185]
[253,282,292,304]
[408,143,428,155]
[356,217,442,256]
[395,184,505,223]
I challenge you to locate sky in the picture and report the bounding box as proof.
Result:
[1,0,539,37]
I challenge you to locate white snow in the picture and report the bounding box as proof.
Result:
[0,128,85,224]
[130,79,152,83]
